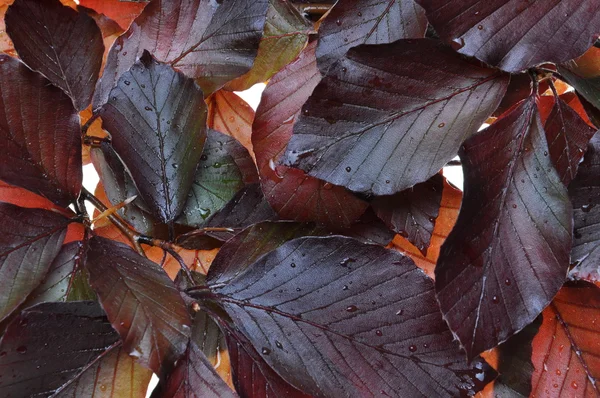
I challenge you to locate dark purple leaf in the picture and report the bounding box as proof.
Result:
[155,341,237,398]
[543,96,597,185]
[226,330,310,398]
[206,222,323,286]
[176,183,278,250]
[178,129,258,228]
[86,236,192,375]
[569,133,600,283]
[209,236,495,397]
[436,97,573,360]
[93,0,269,108]
[0,301,119,397]
[316,0,427,73]
[416,0,600,73]
[0,203,68,322]
[558,62,600,116]
[281,39,509,195]
[371,174,444,254]
[90,142,156,235]
[5,0,104,111]
[332,207,395,246]
[0,54,81,207]
[252,40,368,227]
[99,52,207,223]
[493,72,533,117]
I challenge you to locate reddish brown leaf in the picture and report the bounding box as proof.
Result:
[252,41,368,227]
[0,203,69,322]
[78,0,147,30]
[6,0,104,111]
[372,174,444,255]
[86,237,192,375]
[530,283,600,396]
[99,52,207,223]
[316,0,427,73]
[281,39,509,195]
[416,0,600,73]
[436,97,573,360]
[93,0,269,108]
[0,54,82,207]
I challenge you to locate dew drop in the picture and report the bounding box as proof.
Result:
[275,341,283,349]
[172,163,178,169]
[340,257,355,267]
[423,343,429,348]
[199,208,211,219]
[544,151,548,156]
[145,106,152,111]
[385,180,390,184]
[323,182,333,190]
[375,330,383,336]
[357,11,362,16]
[345,166,352,172]
[492,295,499,304]
[477,25,483,30]
[556,369,561,375]
[409,345,417,352]
[553,383,558,388]
[342,67,347,73]
[512,204,517,209]
[438,122,445,128]
[581,204,595,213]
[572,382,578,389]
[16,346,27,354]
[336,19,342,26]
[200,154,208,161]
[396,309,403,315]
[343,285,348,290]
[124,80,131,86]
[213,162,222,168]
[261,347,271,355]
[505,278,511,286]
[346,305,358,312]
[99,385,107,392]
[303,109,310,116]
[290,262,296,268]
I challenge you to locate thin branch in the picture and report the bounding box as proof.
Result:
[81,113,100,137]
[294,3,332,16]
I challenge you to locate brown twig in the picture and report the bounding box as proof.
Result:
[294,3,332,16]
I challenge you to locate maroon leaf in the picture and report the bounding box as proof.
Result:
[226,330,310,398]
[371,174,444,255]
[178,129,259,228]
[281,39,509,195]
[99,51,207,223]
[5,0,104,111]
[176,183,278,250]
[252,41,368,227]
[209,236,495,397]
[569,133,600,283]
[0,203,69,322]
[93,0,269,108]
[0,301,119,397]
[333,207,395,247]
[316,0,427,73]
[436,97,573,360]
[0,54,81,207]
[543,95,597,185]
[86,236,192,375]
[415,0,600,73]
[156,340,237,398]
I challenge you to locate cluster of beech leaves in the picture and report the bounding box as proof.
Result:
[2,0,600,396]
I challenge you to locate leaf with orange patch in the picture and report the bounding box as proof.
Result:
[207,90,255,157]
[78,0,147,30]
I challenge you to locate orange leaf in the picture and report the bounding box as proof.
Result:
[388,176,462,278]
[207,90,255,158]
[78,0,147,30]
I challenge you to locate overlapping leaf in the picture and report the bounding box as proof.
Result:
[226,0,313,91]
[372,174,443,255]
[436,97,572,359]
[542,94,597,185]
[281,39,509,195]
[252,41,368,227]
[207,90,255,156]
[0,302,123,397]
[529,283,600,396]
[0,203,69,322]
[209,236,495,396]
[86,237,192,375]
[178,129,258,228]
[569,133,600,282]
[0,54,81,206]
[416,0,600,72]
[99,52,207,223]
[78,0,147,30]
[316,0,427,73]
[559,47,600,113]
[5,0,104,111]
[93,0,269,107]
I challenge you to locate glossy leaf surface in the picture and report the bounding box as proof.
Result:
[86,237,192,375]
[436,97,572,359]
[416,0,600,72]
[6,0,104,110]
[0,54,81,206]
[316,0,427,73]
[252,41,368,227]
[0,301,120,397]
[0,203,68,322]
[281,39,509,195]
[372,174,443,255]
[211,236,495,397]
[94,0,269,107]
[530,283,600,396]
[99,52,207,223]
